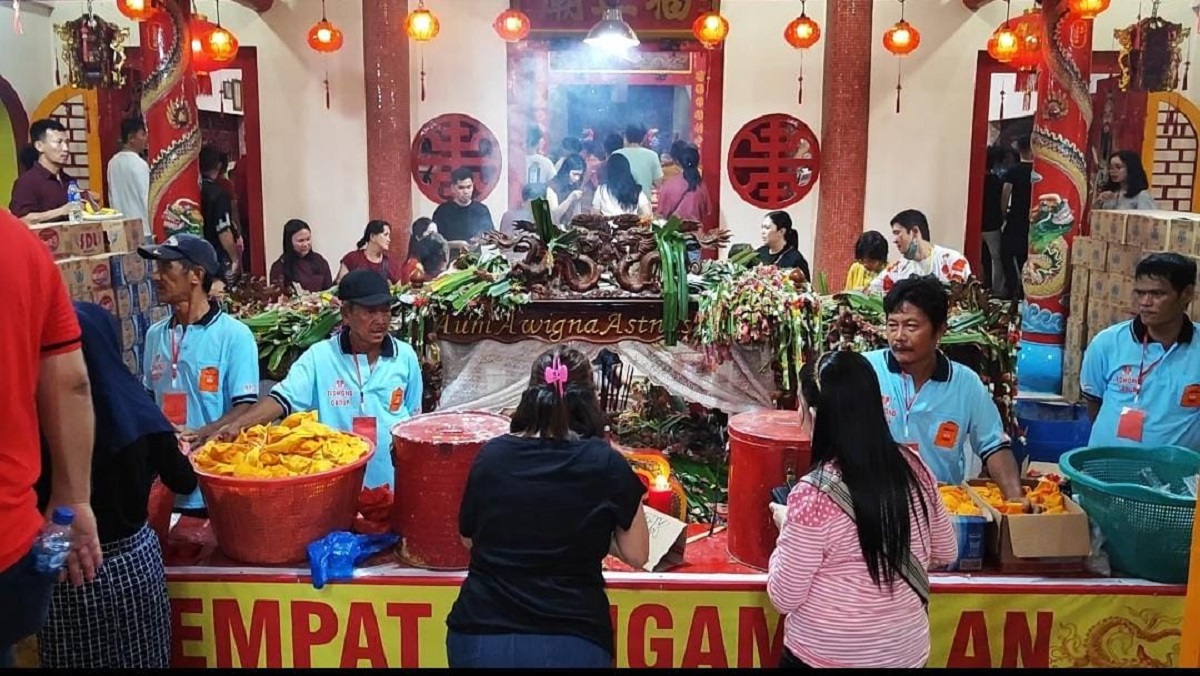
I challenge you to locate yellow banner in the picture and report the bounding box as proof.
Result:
[167,579,1183,668]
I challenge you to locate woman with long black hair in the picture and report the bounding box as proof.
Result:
[757,211,812,282]
[400,217,449,284]
[268,219,333,293]
[446,346,650,668]
[337,219,399,284]
[655,145,712,223]
[35,302,197,668]
[592,153,651,218]
[767,350,956,668]
[546,154,587,225]
[1094,149,1156,210]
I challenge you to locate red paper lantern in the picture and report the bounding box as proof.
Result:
[406,5,440,42]
[692,11,729,49]
[987,22,1020,63]
[493,9,531,42]
[116,0,158,21]
[784,14,821,50]
[883,19,921,56]
[308,19,343,52]
[190,14,220,73]
[1066,0,1110,20]
[207,25,239,65]
[1008,8,1044,74]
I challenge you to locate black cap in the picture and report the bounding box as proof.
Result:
[337,269,394,307]
[137,234,221,277]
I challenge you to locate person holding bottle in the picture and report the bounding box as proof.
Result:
[35,302,197,668]
[9,119,82,225]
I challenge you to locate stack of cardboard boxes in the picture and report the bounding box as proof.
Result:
[1064,209,1200,400]
[32,217,169,378]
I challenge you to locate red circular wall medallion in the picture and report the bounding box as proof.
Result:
[410,114,503,203]
[726,114,821,209]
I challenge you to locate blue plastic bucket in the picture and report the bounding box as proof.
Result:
[1012,400,1093,465]
[946,515,987,571]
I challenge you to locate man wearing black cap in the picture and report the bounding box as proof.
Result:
[215,270,422,489]
[138,234,260,513]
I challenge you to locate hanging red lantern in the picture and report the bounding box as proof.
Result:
[116,0,158,22]
[1007,8,1044,109]
[883,19,921,56]
[190,14,219,70]
[1066,0,1110,20]
[987,21,1020,63]
[307,19,343,52]
[493,8,531,42]
[784,14,820,50]
[691,11,729,49]
[207,25,238,64]
[406,1,440,42]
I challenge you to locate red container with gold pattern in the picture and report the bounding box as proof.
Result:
[391,411,511,570]
[727,409,812,570]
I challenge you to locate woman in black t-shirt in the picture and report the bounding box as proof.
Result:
[757,211,812,283]
[447,347,649,668]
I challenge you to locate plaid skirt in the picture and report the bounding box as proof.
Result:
[37,524,171,668]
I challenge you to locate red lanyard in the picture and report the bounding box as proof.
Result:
[352,354,374,413]
[1135,335,1168,400]
[169,326,183,384]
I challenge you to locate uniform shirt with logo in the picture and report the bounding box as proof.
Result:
[1081,317,1200,451]
[269,331,423,489]
[865,349,1009,485]
[143,301,260,509]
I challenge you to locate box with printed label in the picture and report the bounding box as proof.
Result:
[113,286,137,318]
[1069,267,1089,304]
[109,252,147,287]
[1085,238,1108,271]
[32,224,72,259]
[1168,217,1199,256]
[68,221,109,258]
[122,349,140,376]
[1132,213,1174,252]
[90,288,117,315]
[967,479,1090,574]
[1105,243,1143,276]
[103,218,145,254]
[56,258,92,297]
[119,316,138,350]
[1090,210,1131,244]
[81,254,114,291]
[132,281,154,313]
[148,304,170,325]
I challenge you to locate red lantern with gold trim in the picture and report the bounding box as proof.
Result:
[1009,7,1043,109]
[116,0,158,22]
[493,9,531,42]
[189,13,220,88]
[882,19,921,56]
[987,22,1019,63]
[692,11,729,49]
[308,19,343,52]
[207,25,239,65]
[406,2,440,42]
[784,3,821,105]
[1066,0,1110,20]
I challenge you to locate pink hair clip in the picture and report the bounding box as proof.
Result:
[544,355,568,397]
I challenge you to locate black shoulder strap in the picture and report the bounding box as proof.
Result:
[800,468,930,608]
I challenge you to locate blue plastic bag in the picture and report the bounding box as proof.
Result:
[307,531,400,589]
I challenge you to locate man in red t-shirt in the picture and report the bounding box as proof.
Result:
[0,208,101,666]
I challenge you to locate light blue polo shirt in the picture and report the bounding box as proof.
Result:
[269,331,423,489]
[143,301,260,509]
[1081,318,1200,451]
[865,349,1010,485]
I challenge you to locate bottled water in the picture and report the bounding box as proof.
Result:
[67,181,83,224]
[33,507,75,575]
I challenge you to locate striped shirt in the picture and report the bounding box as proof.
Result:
[767,448,957,668]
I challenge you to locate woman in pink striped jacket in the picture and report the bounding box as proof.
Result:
[767,351,957,668]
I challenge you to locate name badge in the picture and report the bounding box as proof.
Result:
[162,391,188,427]
[1117,407,1146,442]
[390,388,405,413]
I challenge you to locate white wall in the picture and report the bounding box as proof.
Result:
[0,0,58,118]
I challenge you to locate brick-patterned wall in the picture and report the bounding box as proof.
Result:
[813,0,873,291]
[50,98,90,192]
[1150,100,1198,212]
[363,0,413,266]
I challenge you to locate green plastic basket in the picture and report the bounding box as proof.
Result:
[1059,445,1200,584]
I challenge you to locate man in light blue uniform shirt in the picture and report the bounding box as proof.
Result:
[139,235,260,511]
[216,270,423,488]
[1082,253,1199,451]
[865,276,1025,501]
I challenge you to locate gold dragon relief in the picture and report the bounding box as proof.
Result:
[1050,606,1181,668]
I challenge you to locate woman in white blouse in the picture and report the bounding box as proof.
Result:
[547,154,587,225]
[1093,150,1157,210]
[593,154,651,218]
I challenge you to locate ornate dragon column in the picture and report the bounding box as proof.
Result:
[813,0,873,290]
[1016,0,1094,395]
[140,0,203,241]
[363,0,413,269]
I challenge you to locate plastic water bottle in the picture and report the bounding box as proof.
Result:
[67,181,83,224]
[33,507,75,575]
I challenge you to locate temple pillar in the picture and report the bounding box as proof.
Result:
[813,0,873,291]
[362,0,413,269]
[1016,0,1094,395]
[140,0,202,241]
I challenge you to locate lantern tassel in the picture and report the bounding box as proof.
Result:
[324,60,331,110]
[894,58,903,114]
[797,51,805,105]
[999,88,1006,120]
[420,51,427,102]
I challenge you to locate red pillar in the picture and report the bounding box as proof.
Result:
[1015,0,1094,395]
[140,0,202,241]
[813,0,874,291]
[363,0,413,268]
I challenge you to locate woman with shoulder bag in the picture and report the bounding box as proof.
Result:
[767,350,956,668]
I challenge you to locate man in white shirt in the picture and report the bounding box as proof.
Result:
[525,126,556,187]
[867,209,972,295]
[107,118,151,239]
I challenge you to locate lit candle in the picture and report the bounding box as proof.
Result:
[647,474,673,515]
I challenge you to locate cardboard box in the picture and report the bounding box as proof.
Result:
[1070,237,1092,268]
[1134,214,1174,252]
[1105,243,1143,276]
[1091,210,1130,244]
[1069,266,1089,302]
[967,479,1090,573]
[81,254,114,291]
[109,252,147,287]
[67,221,109,258]
[1086,300,1107,332]
[90,288,117,315]
[32,223,72,259]
[1086,238,1108,271]
[122,349,140,376]
[103,218,146,254]
[132,281,155,313]
[113,286,137,318]
[56,258,91,297]
[118,316,138,350]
